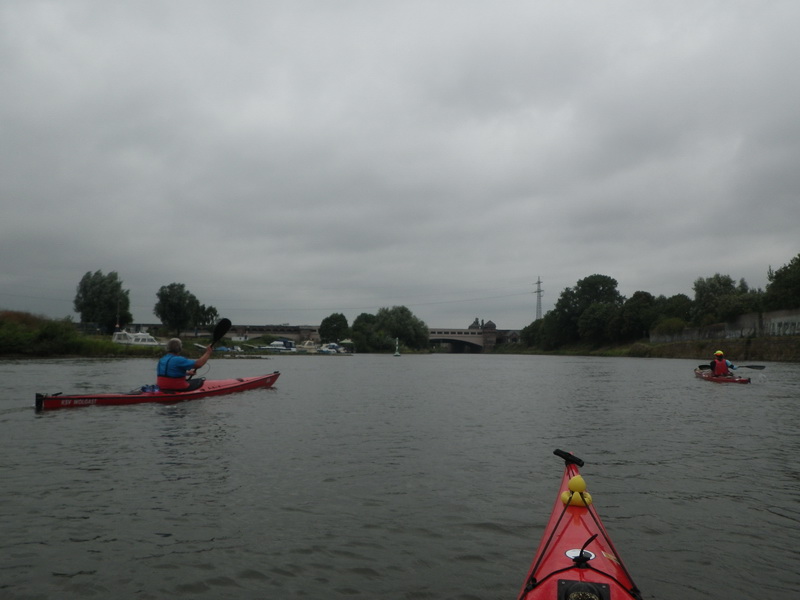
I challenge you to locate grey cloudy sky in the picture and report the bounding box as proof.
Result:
[2,1,799,330]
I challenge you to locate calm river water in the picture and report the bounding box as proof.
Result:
[1,354,798,599]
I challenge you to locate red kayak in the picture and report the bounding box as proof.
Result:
[518,450,643,600]
[35,372,280,411]
[694,368,750,384]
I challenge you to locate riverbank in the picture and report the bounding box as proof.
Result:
[3,332,799,362]
[502,336,800,362]
[628,336,800,362]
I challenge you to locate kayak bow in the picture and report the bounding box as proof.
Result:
[35,372,280,411]
[518,449,642,600]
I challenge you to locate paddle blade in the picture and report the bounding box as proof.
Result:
[741,365,766,370]
[554,448,585,467]
[211,318,232,346]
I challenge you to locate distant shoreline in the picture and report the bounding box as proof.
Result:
[3,336,798,362]
[497,336,800,363]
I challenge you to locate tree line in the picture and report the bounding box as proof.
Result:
[521,252,800,351]
[71,270,430,352]
[73,270,218,336]
[66,251,800,352]
[318,306,429,353]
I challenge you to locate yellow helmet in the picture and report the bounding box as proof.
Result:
[714,350,724,356]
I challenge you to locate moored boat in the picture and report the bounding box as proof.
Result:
[35,371,280,411]
[318,343,345,354]
[112,330,162,346]
[297,340,319,353]
[518,449,643,600]
[694,368,751,384]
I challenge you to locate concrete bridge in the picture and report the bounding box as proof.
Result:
[428,328,490,352]
[428,321,522,353]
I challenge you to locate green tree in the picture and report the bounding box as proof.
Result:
[717,287,763,321]
[375,306,429,350]
[764,253,800,311]
[646,293,693,336]
[351,312,390,352]
[549,287,581,344]
[73,270,132,333]
[574,274,623,308]
[618,291,657,341]
[520,318,543,348]
[154,283,211,336]
[691,274,759,324]
[319,313,350,343]
[691,274,736,325]
[195,304,220,328]
[654,293,693,322]
[530,311,567,350]
[578,302,620,345]
[544,274,624,347]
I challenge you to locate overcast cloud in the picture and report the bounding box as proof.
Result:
[2,1,799,330]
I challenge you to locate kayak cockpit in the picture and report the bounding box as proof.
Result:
[558,580,610,600]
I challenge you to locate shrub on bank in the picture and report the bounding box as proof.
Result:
[0,311,90,356]
[32,320,90,355]
[0,310,164,357]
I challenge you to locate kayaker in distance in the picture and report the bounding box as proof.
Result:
[710,350,737,376]
[157,338,213,390]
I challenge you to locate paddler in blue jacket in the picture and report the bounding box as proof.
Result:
[157,338,213,390]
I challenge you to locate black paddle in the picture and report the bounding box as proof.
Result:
[554,448,585,467]
[186,319,231,382]
[210,318,232,346]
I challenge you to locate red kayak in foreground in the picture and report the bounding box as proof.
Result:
[694,368,751,384]
[35,372,280,411]
[518,450,643,600]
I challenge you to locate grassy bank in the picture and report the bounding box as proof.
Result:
[495,337,800,362]
[626,336,800,362]
[0,311,220,359]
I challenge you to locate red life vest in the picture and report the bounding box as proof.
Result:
[712,357,730,376]
[156,353,194,390]
[156,375,190,390]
